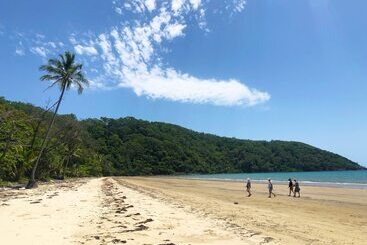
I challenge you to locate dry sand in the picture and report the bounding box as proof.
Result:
[0,177,366,244]
[0,177,266,245]
[120,177,367,245]
[0,178,101,244]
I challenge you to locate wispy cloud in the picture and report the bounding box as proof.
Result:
[7,31,65,58]
[232,0,246,13]
[74,44,98,56]
[83,0,269,106]
[15,47,25,56]
[15,41,25,56]
[190,0,202,10]
[30,46,48,57]
[145,0,156,11]
[12,0,270,106]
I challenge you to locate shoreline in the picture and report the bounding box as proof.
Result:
[172,176,367,189]
[1,169,366,190]
[121,176,367,244]
[1,177,366,244]
[2,174,366,191]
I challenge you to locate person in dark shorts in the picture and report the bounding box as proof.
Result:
[288,178,294,196]
[245,178,252,197]
[294,179,301,198]
[268,178,276,198]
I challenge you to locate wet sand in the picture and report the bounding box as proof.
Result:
[119,177,367,245]
[1,177,366,244]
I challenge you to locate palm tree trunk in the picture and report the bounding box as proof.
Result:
[25,102,56,165]
[63,154,71,178]
[27,86,66,188]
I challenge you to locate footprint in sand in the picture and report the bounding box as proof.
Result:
[111,238,127,243]
[135,218,154,225]
[30,199,42,204]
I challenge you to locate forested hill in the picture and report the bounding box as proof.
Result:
[82,117,362,175]
[0,96,363,182]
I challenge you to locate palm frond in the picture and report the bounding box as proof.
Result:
[59,54,67,67]
[39,51,88,95]
[42,79,62,91]
[40,74,62,81]
[39,65,64,76]
[77,83,84,94]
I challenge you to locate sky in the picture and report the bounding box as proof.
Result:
[0,0,366,165]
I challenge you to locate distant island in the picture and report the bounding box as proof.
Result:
[0,96,364,183]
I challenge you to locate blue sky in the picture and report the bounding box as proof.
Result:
[0,0,366,165]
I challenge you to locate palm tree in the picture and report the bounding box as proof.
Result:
[26,51,88,188]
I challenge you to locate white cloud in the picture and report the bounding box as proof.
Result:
[69,36,77,45]
[89,79,108,90]
[145,0,156,11]
[225,0,246,14]
[36,33,45,39]
[115,7,122,15]
[30,46,47,57]
[124,0,145,13]
[164,23,186,39]
[98,34,116,63]
[122,66,270,106]
[9,31,66,59]
[74,44,98,56]
[172,0,185,13]
[8,1,253,106]
[124,3,132,10]
[65,0,269,106]
[234,0,246,13]
[93,16,269,106]
[47,42,57,48]
[15,41,25,56]
[189,0,201,10]
[15,47,25,56]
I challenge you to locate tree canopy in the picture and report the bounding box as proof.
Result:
[82,117,362,175]
[0,96,364,183]
[27,51,88,188]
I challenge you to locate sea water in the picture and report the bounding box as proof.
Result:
[183,170,367,189]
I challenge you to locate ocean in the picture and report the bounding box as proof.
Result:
[182,170,367,189]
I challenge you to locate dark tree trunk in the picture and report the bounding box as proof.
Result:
[62,154,71,178]
[25,102,56,165]
[26,86,66,189]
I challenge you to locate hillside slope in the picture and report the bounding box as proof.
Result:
[0,96,363,182]
[82,117,362,175]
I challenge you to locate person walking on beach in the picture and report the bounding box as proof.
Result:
[288,178,294,196]
[245,178,252,197]
[294,179,301,198]
[268,179,276,198]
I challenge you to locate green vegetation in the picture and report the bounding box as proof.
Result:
[0,51,363,185]
[0,97,103,184]
[82,117,363,175]
[27,51,88,188]
[0,96,363,183]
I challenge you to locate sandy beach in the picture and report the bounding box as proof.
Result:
[1,177,366,244]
